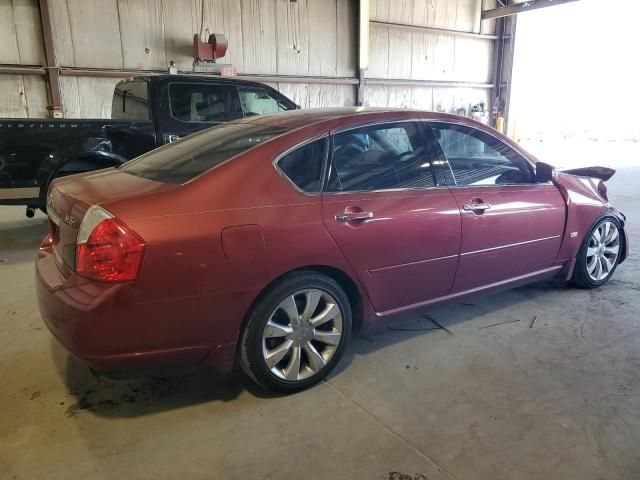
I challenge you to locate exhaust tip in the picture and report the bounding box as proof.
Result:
[26,207,35,218]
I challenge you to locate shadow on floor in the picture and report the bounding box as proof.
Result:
[58,347,285,419]
[55,278,567,419]
[0,214,47,262]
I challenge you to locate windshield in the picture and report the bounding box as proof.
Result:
[120,123,288,184]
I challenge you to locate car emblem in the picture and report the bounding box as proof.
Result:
[64,214,76,226]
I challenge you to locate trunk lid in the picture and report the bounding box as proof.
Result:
[46,168,176,272]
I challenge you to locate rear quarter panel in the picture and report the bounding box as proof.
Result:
[104,126,370,352]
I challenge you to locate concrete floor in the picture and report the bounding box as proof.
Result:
[1,168,639,480]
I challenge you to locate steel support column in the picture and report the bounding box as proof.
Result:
[356,0,369,106]
[489,14,518,135]
[38,0,63,117]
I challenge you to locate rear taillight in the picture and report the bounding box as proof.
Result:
[39,233,54,250]
[75,205,145,282]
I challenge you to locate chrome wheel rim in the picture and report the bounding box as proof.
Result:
[262,289,343,381]
[586,221,620,281]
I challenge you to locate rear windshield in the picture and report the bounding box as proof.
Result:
[120,123,287,184]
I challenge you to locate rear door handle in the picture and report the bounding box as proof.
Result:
[463,203,491,212]
[335,211,374,222]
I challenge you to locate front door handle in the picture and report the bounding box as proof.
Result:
[463,202,492,212]
[335,211,374,223]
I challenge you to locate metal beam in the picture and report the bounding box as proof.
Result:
[370,20,498,40]
[2,66,491,91]
[356,0,369,105]
[0,65,46,75]
[366,78,494,89]
[234,74,359,85]
[38,0,63,117]
[482,0,581,20]
[1,64,360,85]
[490,17,506,128]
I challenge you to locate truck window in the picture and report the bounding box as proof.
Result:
[112,81,150,121]
[169,83,236,123]
[119,123,287,184]
[238,87,291,116]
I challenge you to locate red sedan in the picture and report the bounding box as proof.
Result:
[37,108,629,392]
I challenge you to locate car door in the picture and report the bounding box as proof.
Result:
[321,121,461,314]
[424,121,566,293]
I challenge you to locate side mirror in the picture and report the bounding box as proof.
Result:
[535,162,555,183]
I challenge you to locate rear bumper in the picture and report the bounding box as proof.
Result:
[36,247,239,374]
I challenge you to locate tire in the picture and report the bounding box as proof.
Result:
[571,215,623,289]
[240,271,352,393]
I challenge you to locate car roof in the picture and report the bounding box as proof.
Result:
[233,107,483,130]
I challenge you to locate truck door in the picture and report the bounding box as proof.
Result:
[155,81,242,145]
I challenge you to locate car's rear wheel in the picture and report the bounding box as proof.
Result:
[240,272,351,393]
[571,216,622,288]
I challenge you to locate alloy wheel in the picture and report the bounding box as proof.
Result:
[261,289,343,381]
[586,220,620,281]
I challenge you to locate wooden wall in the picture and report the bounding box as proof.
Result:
[48,0,356,117]
[367,0,496,114]
[0,0,498,119]
[0,0,48,117]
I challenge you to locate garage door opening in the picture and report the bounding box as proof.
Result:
[509,0,640,169]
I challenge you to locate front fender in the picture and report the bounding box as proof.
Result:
[553,171,628,273]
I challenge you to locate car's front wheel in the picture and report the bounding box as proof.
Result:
[239,271,351,393]
[571,216,622,288]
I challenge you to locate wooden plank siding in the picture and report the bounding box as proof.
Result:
[1,0,493,118]
[48,0,357,116]
[367,0,493,115]
[0,0,48,117]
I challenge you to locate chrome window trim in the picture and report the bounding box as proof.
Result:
[272,133,329,197]
[445,182,555,189]
[331,118,424,135]
[322,185,451,196]
[324,119,448,196]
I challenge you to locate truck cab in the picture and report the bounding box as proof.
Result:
[114,75,298,144]
[0,75,297,213]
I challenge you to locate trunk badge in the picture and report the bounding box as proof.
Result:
[64,214,77,227]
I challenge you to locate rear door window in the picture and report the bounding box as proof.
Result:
[276,138,327,193]
[169,83,237,123]
[120,123,287,184]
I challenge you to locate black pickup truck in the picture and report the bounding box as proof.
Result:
[0,75,297,214]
